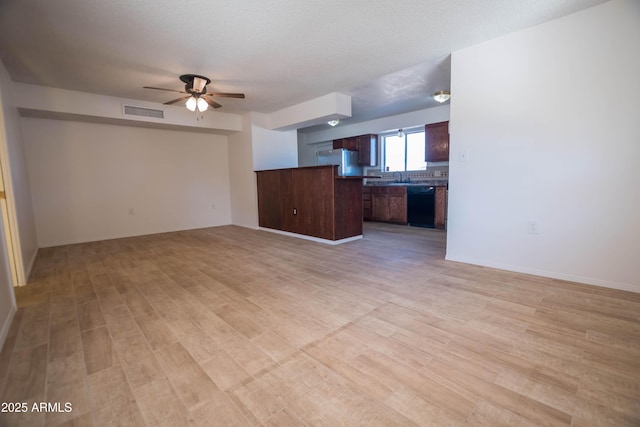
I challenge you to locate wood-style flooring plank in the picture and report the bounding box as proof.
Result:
[1,222,638,426]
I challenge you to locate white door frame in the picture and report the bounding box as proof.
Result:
[0,92,24,287]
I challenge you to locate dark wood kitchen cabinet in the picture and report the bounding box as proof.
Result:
[333,134,378,166]
[371,186,407,224]
[332,137,358,150]
[362,186,372,221]
[256,166,363,241]
[425,121,450,162]
[435,186,447,229]
[255,169,291,231]
[355,134,378,166]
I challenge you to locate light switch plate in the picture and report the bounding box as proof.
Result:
[458,150,468,162]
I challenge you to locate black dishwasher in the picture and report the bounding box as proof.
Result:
[407,186,435,228]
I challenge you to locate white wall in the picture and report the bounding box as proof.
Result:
[228,114,258,229]
[228,113,298,228]
[16,83,242,134]
[447,0,640,292]
[22,118,232,247]
[252,124,298,171]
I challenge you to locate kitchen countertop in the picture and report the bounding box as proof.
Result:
[365,179,448,187]
[334,175,369,180]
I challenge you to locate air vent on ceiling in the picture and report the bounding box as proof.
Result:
[122,105,164,119]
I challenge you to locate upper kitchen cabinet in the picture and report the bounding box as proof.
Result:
[333,137,358,150]
[355,134,378,167]
[333,134,378,167]
[425,121,450,162]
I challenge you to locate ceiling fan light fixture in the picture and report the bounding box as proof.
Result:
[185,96,197,111]
[196,97,209,112]
[327,119,340,127]
[145,74,245,112]
[433,90,451,103]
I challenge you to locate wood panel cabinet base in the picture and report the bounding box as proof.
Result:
[370,186,407,224]
[258,227,363,245]
[256,166,364,241]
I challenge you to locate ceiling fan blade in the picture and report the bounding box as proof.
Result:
[164,96,190,105]
[204,97,222,109]
[206,92,245,99]
[144,86,186,94]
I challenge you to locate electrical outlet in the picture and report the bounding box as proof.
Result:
[527,220,540,234]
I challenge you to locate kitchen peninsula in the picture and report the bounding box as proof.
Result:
[255,165,364,243]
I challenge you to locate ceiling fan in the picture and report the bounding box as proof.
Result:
[144,74,245,112]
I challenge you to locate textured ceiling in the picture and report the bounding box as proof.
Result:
[0,0,608,129]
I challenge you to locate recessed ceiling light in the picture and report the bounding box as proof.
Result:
[327,119,340,126]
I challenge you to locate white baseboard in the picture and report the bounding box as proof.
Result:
[445,253,640,294]
[22,247,39,285]
[258,227,363,245]
[0,304,16,351]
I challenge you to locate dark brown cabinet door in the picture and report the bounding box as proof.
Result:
[290,167,334,239]
[370,186,407,224]
[372,193,389,222]
[256,169,290,230]
[435,186,447,229]
[334,134,378,166]
[425,121,450,162]
[356,134,378,166]
[388,192,407,224]
[362,186,372,221]
[333,137,358,150]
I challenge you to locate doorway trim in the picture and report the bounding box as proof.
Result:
[0,94,24,287]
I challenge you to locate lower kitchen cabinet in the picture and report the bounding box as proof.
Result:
[256,166,363,241]
[362,186,372,221]
[366,185,446,228]
[435,186,447,229]
[370,186,407,224]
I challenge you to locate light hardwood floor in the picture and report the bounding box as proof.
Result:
[1,223,639,426]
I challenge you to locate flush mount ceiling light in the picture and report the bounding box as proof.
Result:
[433,90,451,103]
[327,119,340,127]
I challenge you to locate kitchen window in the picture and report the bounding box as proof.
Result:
[382,128,426,172]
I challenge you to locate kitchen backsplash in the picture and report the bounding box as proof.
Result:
[364,166,449,183]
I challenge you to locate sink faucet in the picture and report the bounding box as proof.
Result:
[394,171,403,183]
